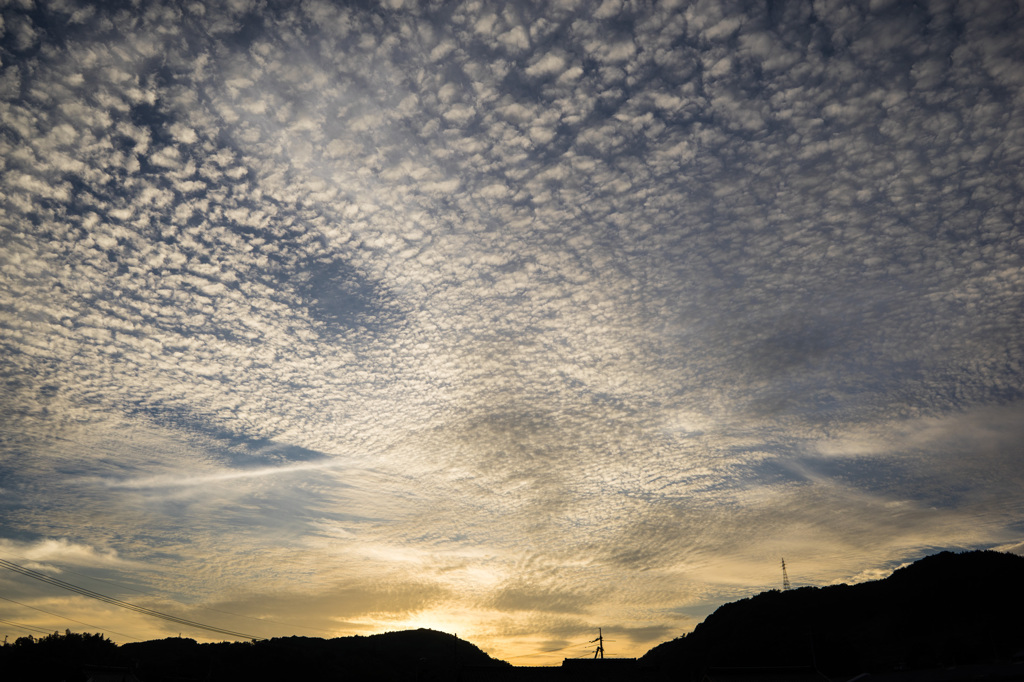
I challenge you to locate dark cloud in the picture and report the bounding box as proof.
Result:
[489,584,594,615]
[212,580,452,624]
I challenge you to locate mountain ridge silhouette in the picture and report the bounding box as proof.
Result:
[2,550,1022,680]
[639,549,1024,678]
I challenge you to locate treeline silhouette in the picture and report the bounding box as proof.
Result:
[0,628,508,681]
[640,550,1024,679]
[2,551,1022,681]
[0,631,119,682]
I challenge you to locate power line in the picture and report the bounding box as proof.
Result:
[0,616,55,636]
[0,559,262,641]
[0,594,142,641]
[0,550,335,636]
[0,554,154,597]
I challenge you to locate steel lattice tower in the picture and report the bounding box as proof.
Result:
[781,557,791,591]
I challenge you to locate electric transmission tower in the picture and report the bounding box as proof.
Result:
[781,557,791,591]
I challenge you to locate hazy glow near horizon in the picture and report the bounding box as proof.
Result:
[1,0,1023,665]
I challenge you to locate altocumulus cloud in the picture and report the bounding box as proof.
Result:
[1,0,1023,662]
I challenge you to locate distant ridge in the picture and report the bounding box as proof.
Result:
[4,552,1023,681]
[640,550,1024,679]
[0,627,509,682]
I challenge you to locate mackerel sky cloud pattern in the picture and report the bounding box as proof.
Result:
[1,0,1023,662]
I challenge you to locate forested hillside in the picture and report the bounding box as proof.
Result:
[641,550,1024,679]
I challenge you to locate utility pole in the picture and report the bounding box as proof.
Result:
[781,557,791,591]
[591,628,604,659]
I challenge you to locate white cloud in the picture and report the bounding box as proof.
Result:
[593,0,621,20]
[525,52,568,78]
[0,538,139,570]
[497,25,529,51]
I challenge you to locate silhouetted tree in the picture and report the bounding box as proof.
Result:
[0,629,121,682]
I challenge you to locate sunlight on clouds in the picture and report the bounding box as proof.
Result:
[0,538,139,571]
[812,403,1024,459]
[1,0,1023,661]
[100,459,355,490]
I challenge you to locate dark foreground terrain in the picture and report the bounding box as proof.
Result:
[2,550,1022,681]
[0,627,508,681]
[641,550,1024,680]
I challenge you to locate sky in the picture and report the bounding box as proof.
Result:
[1,0,1023,664]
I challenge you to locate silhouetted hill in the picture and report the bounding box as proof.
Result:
[640,550,1024,679]
[5,552,1023,681]
[125,628,509,682]
[0,628,508,682]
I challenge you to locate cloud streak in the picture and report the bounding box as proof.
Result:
[96,460,357,490]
